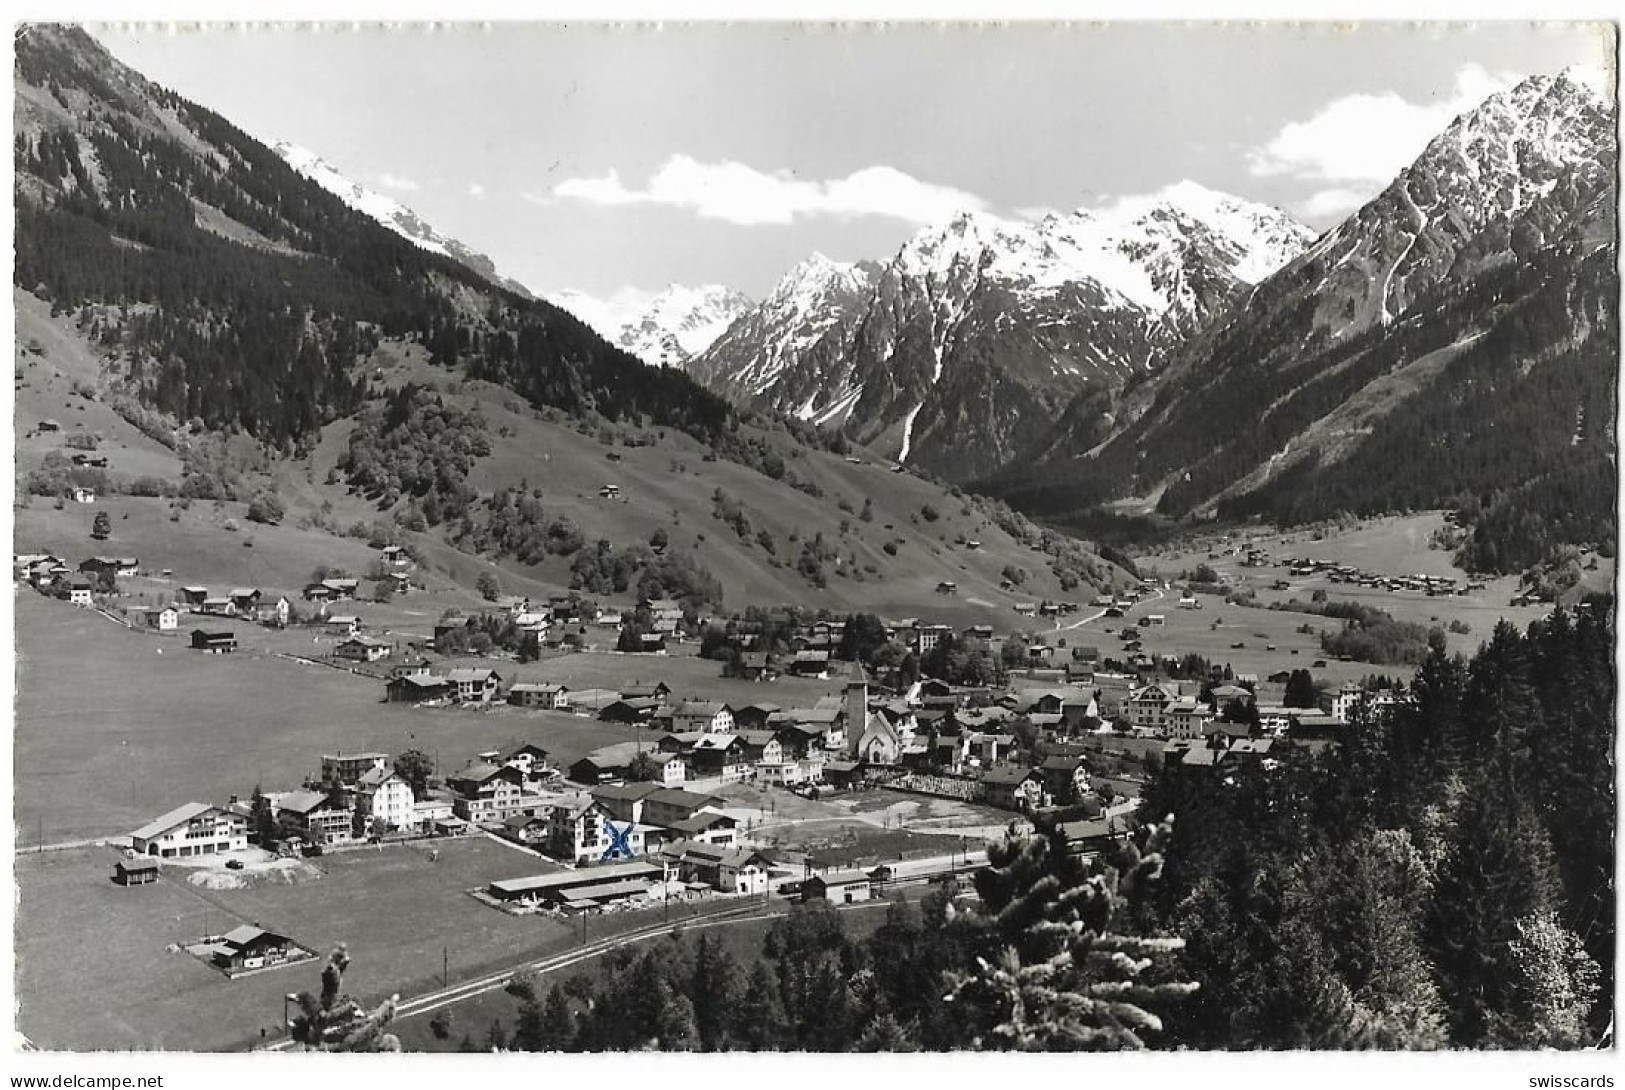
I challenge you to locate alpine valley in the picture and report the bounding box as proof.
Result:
[689,69,1617,575]
[13,24,1127,617]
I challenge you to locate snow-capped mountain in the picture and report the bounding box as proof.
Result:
[1000,67,1617,547]
[689,254,882,405]
[549,284,753,368]
[273,141,532,297]
[694,184,1312,480]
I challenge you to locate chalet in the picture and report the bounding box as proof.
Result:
[671,701,734,733]
[178,586,210,607]
[666,842,773,895]
[801,871,872,905]
[590,782,661,824]
[131,605,180,631]
[601,697,661,724]
[79,556,139,578]
[129,802,248,858]
[380,545,411,567]
[190,629,237,653]
[633,632,669,654]
[113,858,160,887]
[599,484,621,499]
[211,926,297,973]
[325,615,362,638]
[446,763,537,825]
[385,673,455,703]
[737,730,783,766]
[1038,753,1091,804]
[1056,817,1130,859]
[276,791,355,845]
[446,667,501,704]
[665,810,739,847]
[982,766,1046,812]
[335,635,392,663]
[936,581,958,595]
[623,682,674,701]
[639,787,727,829]
[508,682,570,710]
[500,812,552,847]
[787,650,833,678]
[502,743,555,783]
[1289,713,1347,744]
[38,418,60,432]
[737,652,778,682]
[218,589,259,616]
[686,733,750,782]
[570,754,630,786]
[303,578,359,602]
[71,487,96,504]
[63,577,95,607]
[199,596,239,617]
[647,751,687,787]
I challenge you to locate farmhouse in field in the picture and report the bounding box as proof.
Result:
[113,858,160,887]
[210,925,298,973]
[190,629,237,653]
[335,635,391,663]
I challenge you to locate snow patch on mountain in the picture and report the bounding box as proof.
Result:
[274,141,451,257]
[547,284,754,368]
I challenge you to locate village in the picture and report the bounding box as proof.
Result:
[15,509,1586,1051]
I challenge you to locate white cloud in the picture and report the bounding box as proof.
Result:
[1247,63,1523,184]
[467,182,486,198]
[1298,187,1373,219]
[1012,205,1062,223]
[550,155,989,226]
[376,172,421,192]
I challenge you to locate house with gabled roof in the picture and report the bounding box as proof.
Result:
[354,766,415,834]
[508,682,570,710]
[445,667,501,704]
[1126,683,1180,733]
[982,766,1046,812]
[335,635,391,663]
[129,802,248,858]
[447,762,539,824]
[276,790,355,845]
[687,733,750,782]
[671,700,733,733]
[211,925,298,973]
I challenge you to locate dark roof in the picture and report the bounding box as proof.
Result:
[982,766,1040,786]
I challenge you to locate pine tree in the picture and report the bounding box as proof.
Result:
[288,944,401,1051]
[736,960,787,1051]
[689,933,743,1051]
[91,509,111,540]
[1423,767,1561,1046]
[944,819,1197,1050]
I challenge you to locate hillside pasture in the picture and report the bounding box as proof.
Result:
[15,837,573,1051]
[14,593,625,844]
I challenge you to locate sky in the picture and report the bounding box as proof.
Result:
[88,21,1614,312]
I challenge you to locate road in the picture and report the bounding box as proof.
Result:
[1054,584,1166,633]
[255,895,896,1051]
